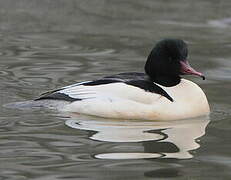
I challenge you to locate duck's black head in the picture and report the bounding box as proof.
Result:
[145,39,204,87]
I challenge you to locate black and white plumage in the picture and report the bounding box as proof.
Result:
[36,72,173,102]
[34,39,210,120]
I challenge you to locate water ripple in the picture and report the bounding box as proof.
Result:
[0,1,230,178]
[208,17,231,28]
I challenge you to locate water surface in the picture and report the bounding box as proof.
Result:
[1,0,231,179]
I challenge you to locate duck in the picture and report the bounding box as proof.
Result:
[34,39,210,120]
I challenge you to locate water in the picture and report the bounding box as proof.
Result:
[1,0,231,179]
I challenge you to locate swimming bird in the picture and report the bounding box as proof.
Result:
[35,39,210,120]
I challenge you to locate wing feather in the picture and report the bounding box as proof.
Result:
[35,72,173,102]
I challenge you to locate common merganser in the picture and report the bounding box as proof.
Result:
[35,39,210,120]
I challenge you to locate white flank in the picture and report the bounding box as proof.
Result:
[60,79,210,120]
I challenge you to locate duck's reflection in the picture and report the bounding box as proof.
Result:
[65,114,210,160]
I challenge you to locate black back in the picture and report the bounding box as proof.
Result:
[35,72,174,102]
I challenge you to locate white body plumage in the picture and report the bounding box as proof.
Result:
[61,79,209,120]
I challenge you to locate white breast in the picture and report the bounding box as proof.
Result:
[151,79,210,120]
[62,79,210,120]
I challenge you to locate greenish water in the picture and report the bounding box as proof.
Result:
[0,0,231,179]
